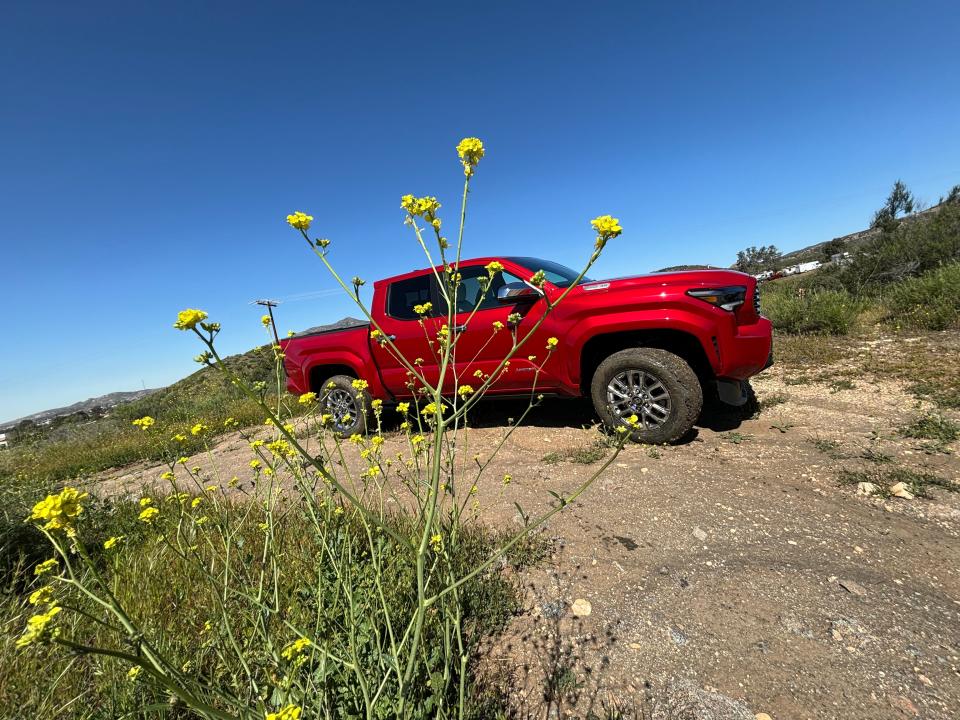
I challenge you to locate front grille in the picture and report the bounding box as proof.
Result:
[753,283,762,316]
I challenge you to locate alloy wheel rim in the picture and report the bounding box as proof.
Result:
[606,369,672,429]
[324,388,359,432]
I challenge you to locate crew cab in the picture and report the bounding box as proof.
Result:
[281,257,772,443]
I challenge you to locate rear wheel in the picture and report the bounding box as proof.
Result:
[590,348,702,444]
[319,374,370,437]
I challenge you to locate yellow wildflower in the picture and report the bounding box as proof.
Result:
[507,312,522,324]
[485,260,504,274]
[503,474,512,486]
[457,385,475,398]
[191,497,202,508]
[530,270,546,288]
[266,706,302,720]
[546,337,559,350]
[138,506,159,523]
[30,487,89,532]
[261,314,272,327]
[422,402,444,416]
[473,369,485,378]
[16,606,61,647]
[173,309,208,331]
[492,320,504,331]
[177,456,188,464]
[298,392,316,405]
[590,214,623,249]
[456,137,485,176]
[371,398,383,411]
[351,379,369,391]
[396,402,410,414]
[411,434,425,445]
[250,459,262,469]
[160,471,175,481]
[281,637,311,660]
[29,586,55,606]
[190,422,207,436]
[34,558,58,576]
[127,666,142,681]
[139,497,153,507]
[285,211,313,231]
[400,195,442,218]
[370,328,383,341]
[413,302,432,315]
[131,416,155,430]
[430,533,443,553]
[172,433,187,442]
[103,535,123,550]
[228,476,239,488]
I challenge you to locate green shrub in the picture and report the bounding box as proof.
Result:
[763,287,864,335]
[899,412,960,443]
[885,262,960,330]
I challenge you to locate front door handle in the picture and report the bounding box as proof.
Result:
[453,324,467,333]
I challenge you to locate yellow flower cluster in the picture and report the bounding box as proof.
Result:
[190,422,208,436]
[261,314,272,327]
[132,416,155,430]
[529,270,546,288]
[174,309,208,331]
[413,302,432,316]
[457,385,474,398]
[286,211,313,231]
[456,137,485,176]
[34,558,58,576]
[590,215,623,249]
[16,606,61,648]
[103,535,123,550]
[400,195,442,218]
[266,705,302,720]
[281,637,311,660]
[29,585,55,606]
[351,379,369,392]
[30,487,89,532]
[484,260,503,274]
[429,533,444,553]
[298,392,317,404]
[546,337,559,350]
[138,506,159,523]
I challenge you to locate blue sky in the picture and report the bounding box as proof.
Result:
[2,1,958,423]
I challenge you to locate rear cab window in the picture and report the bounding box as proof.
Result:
[386,274,434,320]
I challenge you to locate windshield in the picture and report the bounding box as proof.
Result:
[506,257,591,288]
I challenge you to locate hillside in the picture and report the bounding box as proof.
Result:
[1,389,158,432]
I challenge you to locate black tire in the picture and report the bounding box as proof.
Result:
[318,374,371,437]
[590,348,703,444]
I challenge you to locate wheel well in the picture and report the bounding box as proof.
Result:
[309,364,357,392]
[580,330,714,394]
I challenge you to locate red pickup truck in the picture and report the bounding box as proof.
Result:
[281,257,772,444]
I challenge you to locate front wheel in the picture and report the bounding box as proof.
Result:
[590,348,703,444]
[318,374,371,437]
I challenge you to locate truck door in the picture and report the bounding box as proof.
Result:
[371,273,445,396]
[445,265,560,393]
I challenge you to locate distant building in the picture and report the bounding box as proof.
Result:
[0,432,7,449]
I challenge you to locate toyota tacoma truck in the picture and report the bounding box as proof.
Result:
[281,256,772,444]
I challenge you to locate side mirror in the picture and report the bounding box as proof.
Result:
[497,281,543,304]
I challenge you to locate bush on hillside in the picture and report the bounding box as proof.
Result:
[763,287,864,335]
[885,262,960,330]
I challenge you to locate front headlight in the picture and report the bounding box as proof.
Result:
[686,286,747,311]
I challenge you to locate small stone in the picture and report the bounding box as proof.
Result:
[839,579,867,596]
[629,642,642,650]
[917,674,932,686]
[857,481,879,496]
[889,482,915,500]
[889,695,919,717]
[571,598,592,617]
[693,527,708,542]
[641,467,649,474]
[831,629,843,641]
[756,714,773,720]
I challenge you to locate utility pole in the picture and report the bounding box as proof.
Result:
[254,299,282,347]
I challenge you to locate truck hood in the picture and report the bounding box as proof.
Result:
[580,268,754,291]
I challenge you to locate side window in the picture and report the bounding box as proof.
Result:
[452,266,523,314]
[387,275,433,320]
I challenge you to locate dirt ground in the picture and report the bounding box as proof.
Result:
[95,333,960,720]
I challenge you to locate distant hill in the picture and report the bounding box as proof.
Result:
[1,389,158,432]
